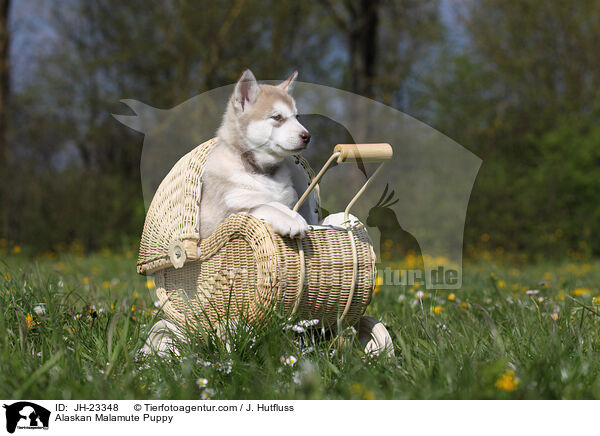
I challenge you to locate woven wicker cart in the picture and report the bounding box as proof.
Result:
[138,139,394,356]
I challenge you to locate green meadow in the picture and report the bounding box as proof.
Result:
[1,245,599,400]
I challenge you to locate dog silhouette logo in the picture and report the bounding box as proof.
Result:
[2,402,50,433]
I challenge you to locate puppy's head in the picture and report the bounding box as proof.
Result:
[228,69,310,159]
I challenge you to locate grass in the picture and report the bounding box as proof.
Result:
[1,249,600,399]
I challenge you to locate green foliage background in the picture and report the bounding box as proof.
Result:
[2,0,599,258]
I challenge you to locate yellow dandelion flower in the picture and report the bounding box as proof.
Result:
[25,313,35,328]
[3,272,10,281]
[497,280,506,289]
[131,305,136,313]
[349,382,363,394]
[145,279,155,289]
[593,296,600,305]
[134,292,139,299]
[82,277,90,285]
[511,283,520,291]
[480,233,490,242]
[495,370,519,392]
[447,293,456,302]
[572,288,592,297]
[102,281,110,289]
[363,390,376,400]
[12,245,21,254]
[373,286,381,294]
[460,301,468,309]
[432,305,445,315]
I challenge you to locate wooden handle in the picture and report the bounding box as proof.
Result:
[334,143,393,163]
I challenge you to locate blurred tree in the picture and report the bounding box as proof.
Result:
[0,0,10,237]
[427,0,600,256]
[8,0,343,251]
[318,0,441,103]
[5,0,599,258]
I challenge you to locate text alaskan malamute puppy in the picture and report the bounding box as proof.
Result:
[200,69,318,239]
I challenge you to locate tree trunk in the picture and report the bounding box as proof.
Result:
[0,0,11,238]
[348,0,379,99]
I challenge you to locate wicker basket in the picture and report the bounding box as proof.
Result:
[138,139,389,331]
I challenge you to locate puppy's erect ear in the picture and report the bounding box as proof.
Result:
[233,69,259,111]
[278,71,298,93]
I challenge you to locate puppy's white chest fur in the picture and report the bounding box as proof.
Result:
[229,165,297,207]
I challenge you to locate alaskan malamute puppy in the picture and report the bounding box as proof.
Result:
[200,69,318,239]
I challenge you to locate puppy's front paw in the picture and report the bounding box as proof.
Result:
[251,204,308,238]
[286,213,309,238]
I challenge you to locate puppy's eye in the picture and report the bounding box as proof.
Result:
[271,114,283,121]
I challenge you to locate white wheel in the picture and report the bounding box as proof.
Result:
[139,320,185,357]
[358,316,394,357]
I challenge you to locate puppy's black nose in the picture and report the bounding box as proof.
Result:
[300,131,311,144]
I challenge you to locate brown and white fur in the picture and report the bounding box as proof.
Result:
[200,69,318,239]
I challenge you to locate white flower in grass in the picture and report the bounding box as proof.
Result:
[201,388,215,400]
[196,378,208,388]
[298,319,319,328]
[280,354,297,367]
[215,360,233,374]
[33,304,46,315]
[301,346,314,356]
[526,289,539,295]
[415,290,425,299]
[292,371,301,384]
[284,319,319,333]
